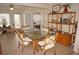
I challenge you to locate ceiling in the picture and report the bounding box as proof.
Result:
[0,3,77,9]
[0,3,53,9]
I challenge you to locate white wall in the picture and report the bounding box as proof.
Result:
[73,4,79,53]
[74,21,79,53]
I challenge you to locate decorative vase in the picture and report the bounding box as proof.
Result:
[64,6,68,13]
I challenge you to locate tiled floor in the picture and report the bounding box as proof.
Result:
[0,33,75,55]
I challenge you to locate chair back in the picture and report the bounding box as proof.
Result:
[15,33,20,41]
[15,31,23,43]
[20,33,25,41]
[49,35,56,42]
[44,35,56,50]
[45,35,56,45]
[45,38,50,44]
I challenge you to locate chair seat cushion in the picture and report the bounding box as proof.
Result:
[44,43,55,50]
[38,41,45,46]
[38,35,56,50]
[23,42,29,45]
[49,35,55,41]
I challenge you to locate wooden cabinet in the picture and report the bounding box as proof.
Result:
[56,32,72,46]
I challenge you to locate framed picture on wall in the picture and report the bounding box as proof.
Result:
[52,4,61,13]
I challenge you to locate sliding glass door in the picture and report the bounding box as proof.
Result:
[23,13,33,31]
[33,13,41,32]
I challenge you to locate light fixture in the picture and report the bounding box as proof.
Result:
[10,4,14,10]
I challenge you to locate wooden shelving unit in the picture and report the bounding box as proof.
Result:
[48,12,76,46]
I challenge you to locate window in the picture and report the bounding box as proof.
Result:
[14,14,20,28]
[0,14,10,27]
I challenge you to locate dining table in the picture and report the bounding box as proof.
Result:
[25,31,47,54]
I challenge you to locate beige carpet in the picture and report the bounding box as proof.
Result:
[0,33,75,55]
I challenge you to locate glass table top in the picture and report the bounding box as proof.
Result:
[25,31,45,40]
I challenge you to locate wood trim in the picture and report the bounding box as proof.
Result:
[72,13,76,34]
[48,12,76,15]
[48,22,75,25]
[56,15,59,31]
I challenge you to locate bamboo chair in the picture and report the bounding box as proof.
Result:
[15,31,32,53]
[38,35,56,55]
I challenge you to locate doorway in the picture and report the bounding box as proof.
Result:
[33,13,41,34]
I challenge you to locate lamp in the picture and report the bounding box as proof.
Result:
[10,4,14,10]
